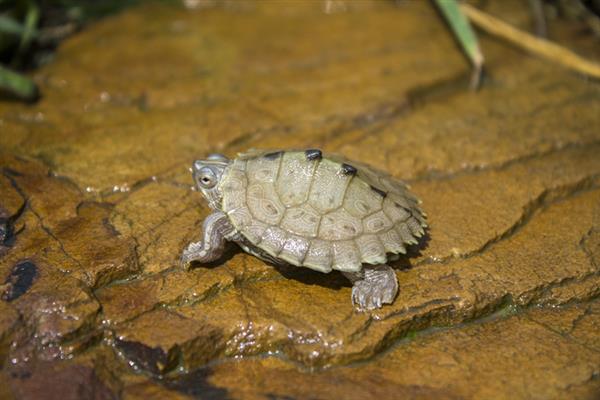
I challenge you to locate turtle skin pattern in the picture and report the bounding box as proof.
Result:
[219,150,426,273]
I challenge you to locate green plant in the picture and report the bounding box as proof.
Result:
[433,0,484,89]
[0,0,40,100]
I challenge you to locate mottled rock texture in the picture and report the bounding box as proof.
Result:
[1,0,599,399]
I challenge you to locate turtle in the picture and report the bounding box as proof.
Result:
[181,149,427,310]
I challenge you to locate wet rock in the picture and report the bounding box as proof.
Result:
[0,0,599,398]
[114,309,224,374]
[96,268,236,326]
[0,155,139,288]
[162,368,230,400]
[122,381,193,400]
[1,260,38,301]
[0,172,27,255]
[57,201,139,288]
[205,300,600,400]
[6,264,101,361]
[0,202,26,250]
[0,156,139,362]
[107,187,600,368]
[114,338,170,376]
[109,182,200,275]
[0,1,468,193]
[0,301,18,364]
[8,362,116,400]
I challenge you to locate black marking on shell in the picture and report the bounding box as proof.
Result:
[341,163,357,176]
[305,149,322,161]
[263,151,283,160]
[370,185,387,198]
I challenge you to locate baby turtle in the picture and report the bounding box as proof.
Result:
[181,149,427,310]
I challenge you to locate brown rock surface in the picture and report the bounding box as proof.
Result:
[204,301,600,400]
[1,0,599,399]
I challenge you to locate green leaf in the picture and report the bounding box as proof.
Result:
[16,1,39,55]
[0,14,25,35]
[434,0,484,89]
[0,64,39,101]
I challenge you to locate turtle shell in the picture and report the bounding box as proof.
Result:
[219,149,426,273]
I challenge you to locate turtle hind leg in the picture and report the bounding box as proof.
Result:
[343,265,398,311]
[181,211,235,269]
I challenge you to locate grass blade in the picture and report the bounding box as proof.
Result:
[16,1,40,56]
[434,0,484,89]
[460,3,600,79]
[0,15,26,36]
[0,64,39,101]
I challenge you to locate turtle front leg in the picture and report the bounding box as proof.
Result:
[343,265,398,311]
[181,211,236,268]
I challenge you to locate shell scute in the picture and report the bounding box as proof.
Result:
[220,165,248,220]
[332,241,361,272]
[246,155,281,184]
[260,226,287,257]
[279,234,310,266]
[363,211,393,234]
[318,208,363,241]
[276,152,318,207]
[343,179,383,218]
[243,219,269,245]
[356,234,386,265]
[220,168,247,192]
[226,207,252,232]
[303,239,332,273]
[280,203,321,238]
[246,183,285,226]
[382,196,411,223]
[405,216,424,237]
[378,228,407,254]
[308,159,352,214]
[396,223,418,245]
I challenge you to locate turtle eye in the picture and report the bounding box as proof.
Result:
[197,167,217,189]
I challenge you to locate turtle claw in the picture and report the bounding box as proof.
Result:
[180,254,192,270]
[350,265,398,311]
[180,242,202,269]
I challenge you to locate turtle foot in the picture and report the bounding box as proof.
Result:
[350,265,398,311]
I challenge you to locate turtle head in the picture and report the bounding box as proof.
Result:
[191,153,231,210]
